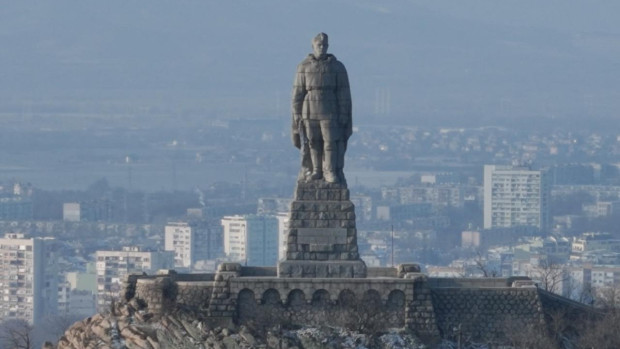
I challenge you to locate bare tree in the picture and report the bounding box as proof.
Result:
[503,323,556,349]
[473,250,498,278]
[576,311,620,348]
[563,277,594,304]
[594,285,620,310]
[0,319,33,349]
[530,259,567,294]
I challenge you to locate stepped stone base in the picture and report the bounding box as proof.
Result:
[279,180,366,278]
[278,260,367,278]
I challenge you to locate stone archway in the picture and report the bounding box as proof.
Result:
[236,288,257,323]
[387,289,405,310]
[311,289,331,307]
[362,289,382,307]
[262,288,282,306]
[287,289,306,309]
[338,289,357,308]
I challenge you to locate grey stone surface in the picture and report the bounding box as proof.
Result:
[297,228,347,244]
[281,180,365,273]
[292,33,352,184]
[122,269,602,344]
[278,260,367,278]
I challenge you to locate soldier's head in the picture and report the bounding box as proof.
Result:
[312,33,328,59]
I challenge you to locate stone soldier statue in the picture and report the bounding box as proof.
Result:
[292,33,352,184]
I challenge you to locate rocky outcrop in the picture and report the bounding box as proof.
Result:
[54,300,428,349]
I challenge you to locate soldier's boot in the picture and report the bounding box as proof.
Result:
[323,150,338,183]
[309,149,323,180]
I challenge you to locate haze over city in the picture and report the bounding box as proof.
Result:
[2,1,620,348]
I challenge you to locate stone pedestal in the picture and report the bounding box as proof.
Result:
[278,181,366,278]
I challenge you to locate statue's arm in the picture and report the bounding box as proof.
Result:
[337,64,353,139]
[291,65,307,148]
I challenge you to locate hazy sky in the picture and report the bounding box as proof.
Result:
[1,1,620,126]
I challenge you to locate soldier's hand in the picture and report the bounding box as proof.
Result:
[292,133,301,149]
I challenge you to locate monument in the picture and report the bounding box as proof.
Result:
[278,33,366,278]
[109,34,597,347]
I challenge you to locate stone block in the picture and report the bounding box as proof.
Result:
[341,201,355,211]
[317,190,329,200]
[315,219,329,228]
[287,252,301,259]
[342,190,350,200]
[340,220,355,228]
[327,220,340,228]
[302,220,316,228]
[309,244,334,252]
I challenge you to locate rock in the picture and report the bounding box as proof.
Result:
[266,331,280,348]
[222,336,240,349]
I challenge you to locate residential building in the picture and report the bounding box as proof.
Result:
[63,203,81,222]
[95,247,173,311]
[571,232,620,257]
[0,197,33,220]
[0,233,58,324]
[257,197,292,215]
[164,221,220,270]
[582,201,620,218]
[221,215,279,266]
[275,212,289,261]
[165,222,193,269]
[483,165,550,230]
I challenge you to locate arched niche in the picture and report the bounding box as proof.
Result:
[286,289,306,308]
[262,288,282,306]
[386,289,406,310]
[338,289,357,308]
[362,289,383,308]
[311,289,331,307]
[236,288,257,320]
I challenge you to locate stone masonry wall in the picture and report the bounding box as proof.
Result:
[124,266,598,344]
[431,287,544,342]
[286,181,358,261]
[230,276,416,333]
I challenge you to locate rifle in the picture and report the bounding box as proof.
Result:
[297,119,312,179]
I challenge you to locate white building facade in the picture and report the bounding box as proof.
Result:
[0,233,58,324]
[483,165,550,230]
[222,215,279,266]
[165,222,194,270]
[95,247,173,311]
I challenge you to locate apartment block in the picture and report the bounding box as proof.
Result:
[483,165,550,230]
[0,233,58,324]
[95,247,173,311]
[164,221,220,271]
[221,215,279,266]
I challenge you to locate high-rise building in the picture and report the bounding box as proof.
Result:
[164,221,220,270]
[221,215,279,266]
[275,212,289,261]
[0,197,33,221]
[0,233,58,324]
[483,165,550,230]
[95,247,173,311]
[63,203,81,222]
[165,222,193,269]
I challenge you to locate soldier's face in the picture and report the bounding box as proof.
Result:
[313,41,328,58]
